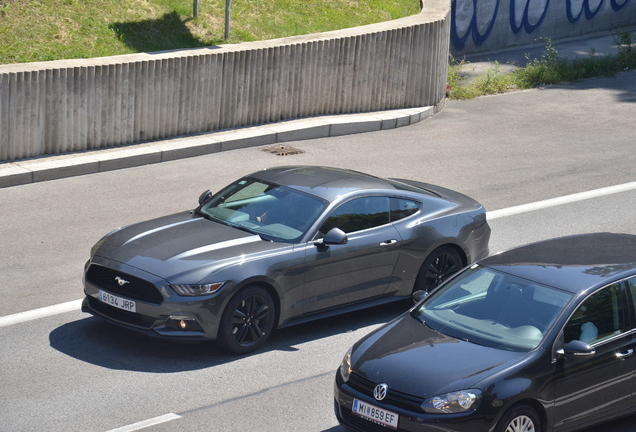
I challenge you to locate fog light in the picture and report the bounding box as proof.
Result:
[166,316,203,332]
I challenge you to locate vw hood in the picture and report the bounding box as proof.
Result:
[92,212,290,282]
[350,313,528,397]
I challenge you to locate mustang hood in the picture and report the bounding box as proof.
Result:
[93,212,289,281]
[351,313,528,397]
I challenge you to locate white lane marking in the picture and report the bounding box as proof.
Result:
[105,413,181,432]
[2,180,636,328]
[487,181,636,220]
[0,299,83,329]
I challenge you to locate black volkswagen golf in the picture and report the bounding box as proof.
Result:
[335,233,636,432]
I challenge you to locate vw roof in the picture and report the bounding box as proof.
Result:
[480,233,636,294]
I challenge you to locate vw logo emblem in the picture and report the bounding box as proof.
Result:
[115,276,130,287]
[373,383,388,401]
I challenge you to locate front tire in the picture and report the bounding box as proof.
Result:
[495,404,542,432]
[414,246,463,293]
[218,286,275,355]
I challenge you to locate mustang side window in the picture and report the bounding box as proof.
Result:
[564,283,626,345]
[390,198,420,221]
[319,197,390,235]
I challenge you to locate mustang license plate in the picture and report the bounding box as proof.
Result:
[352,398,399,429]
[99,290,136,312]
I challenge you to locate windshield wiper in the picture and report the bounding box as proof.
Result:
[410,310,426,325]
[225,221,272,241]
[193,208,220,222]
[225,221,253,233]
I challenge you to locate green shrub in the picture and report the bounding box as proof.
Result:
[448,31,636,100]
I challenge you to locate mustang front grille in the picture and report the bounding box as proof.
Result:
[86,264,164,304]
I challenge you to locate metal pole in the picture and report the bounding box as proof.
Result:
[193,0,198,17]
[224,0,231,39]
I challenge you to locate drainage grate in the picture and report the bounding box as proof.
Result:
[262,145,305,156]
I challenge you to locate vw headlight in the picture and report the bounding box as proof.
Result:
[339,348,353,382]
[170,282,225,296]
[421,389,482,413]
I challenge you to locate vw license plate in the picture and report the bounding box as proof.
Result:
[352,398,399,429]
[99,290,136,312]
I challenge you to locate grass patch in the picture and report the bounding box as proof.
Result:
[0,0,420,65]
[447,29,636,100]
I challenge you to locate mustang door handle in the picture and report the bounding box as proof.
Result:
[380,240,398,247]
[616,349,634,360]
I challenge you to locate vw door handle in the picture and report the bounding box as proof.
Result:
[616,349,634,360]
[380,239,398,247]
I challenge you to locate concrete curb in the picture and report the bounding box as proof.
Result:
[0,106,433,188]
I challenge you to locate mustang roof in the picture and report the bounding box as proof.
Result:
[480,233,636,294]
[250,166,408,201]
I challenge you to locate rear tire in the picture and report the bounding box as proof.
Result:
[495,404,542,432]
[414,246,462,293]
[218,286,275,355]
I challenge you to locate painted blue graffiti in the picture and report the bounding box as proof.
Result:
[510,0,550,33]
[567,0,604,21]
[567,0,630,22]
[611,0,630,11]
[451,0,501,50]
[451,0,632,50]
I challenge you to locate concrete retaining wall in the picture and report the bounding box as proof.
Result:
[451,0,636,55]
[0,0,450,162]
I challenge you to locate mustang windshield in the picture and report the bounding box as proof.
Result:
[413,265,573,351]
[198,177,328,243]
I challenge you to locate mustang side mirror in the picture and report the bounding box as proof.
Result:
[412,290,428,304]
[315,227,348,247]
[557,340,596,357]
[198,190,213,205]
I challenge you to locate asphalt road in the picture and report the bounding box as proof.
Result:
[1,71,636,431]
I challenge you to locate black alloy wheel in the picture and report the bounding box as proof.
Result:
[415,246,463,293]
[495,404,542,432]
[218,286,275,355]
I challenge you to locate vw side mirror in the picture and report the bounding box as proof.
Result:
[558,340,596,357]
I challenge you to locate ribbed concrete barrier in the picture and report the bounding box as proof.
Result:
[0,0,450,162]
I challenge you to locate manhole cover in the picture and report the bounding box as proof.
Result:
[262,145,305,156]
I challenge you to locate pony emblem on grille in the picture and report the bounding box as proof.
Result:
[115,276,130,287]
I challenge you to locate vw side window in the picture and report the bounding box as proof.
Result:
[564,283,626,345]
[319,197,390,235]
[628,277,636,317]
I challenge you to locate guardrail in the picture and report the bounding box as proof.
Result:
[0,0,450,162]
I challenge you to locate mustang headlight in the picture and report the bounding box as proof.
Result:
[421,390,482,413]
[339,348,353,382]
[170,282,225,296]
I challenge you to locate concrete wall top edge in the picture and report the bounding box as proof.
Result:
[0,0,450,73]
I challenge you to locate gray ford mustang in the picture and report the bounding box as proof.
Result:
[82,166,490,354]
